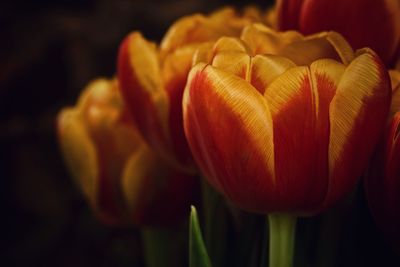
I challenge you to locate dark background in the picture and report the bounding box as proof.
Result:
[1,0,398,266]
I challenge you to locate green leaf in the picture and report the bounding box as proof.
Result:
[189,206,213,267]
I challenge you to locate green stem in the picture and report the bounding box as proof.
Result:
[268,213,297,267]
[201,179,228,267]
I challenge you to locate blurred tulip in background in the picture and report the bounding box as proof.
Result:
[57,78,198,227]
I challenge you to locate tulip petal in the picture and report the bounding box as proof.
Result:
[160,14,209,55]
[183,63,277,213]
[213,36,250,54]
[122,143,157,221]
[123,143,199,226]
[250,54,295,93]
[57,109,98,207]
[325,49,391,208]
[192,42,214,66]
[279,32,354,66]
[211,51,251,80]
[264,66,325,212]
[118,32,170,162]
[162,45,199,167]
[240,24,303,56]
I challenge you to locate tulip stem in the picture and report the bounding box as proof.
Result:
[267,213,297,267]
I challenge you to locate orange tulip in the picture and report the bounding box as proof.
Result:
[366,70,400,249]
[57,79,198,226]
[117,7,262,171]
[183,25,391,215]
[276,0,400,65]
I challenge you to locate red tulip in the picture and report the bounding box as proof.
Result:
[57,79,198,226]
[366,70,400,249]
[276,0,400,65]
[183,26,391,215]
[117,8,262,171]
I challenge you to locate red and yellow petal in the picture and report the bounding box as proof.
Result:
[117,32,170,162]
[324,49,391,209]
[264,66,326,213]
[183,63,277,213]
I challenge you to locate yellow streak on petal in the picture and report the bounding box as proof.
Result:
[57,108,98,207]
[328,50,384,176]
[250,54,295,93]
[264,66,309,116]
[323,32,354,65]
[310,59,346,119]
[202,64,275,184]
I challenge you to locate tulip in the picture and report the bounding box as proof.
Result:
[117,7,262,171]
[183,25,391,267]
[184,24,391,215]
[57,78,198,226]
[276,0,400,65]
[365,70,400,250]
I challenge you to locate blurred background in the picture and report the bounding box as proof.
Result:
[1,0,398,266]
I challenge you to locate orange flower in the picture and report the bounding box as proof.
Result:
[183,25,391,215]
[117,7,262,171]
[276,0,400,65]
[57,79,198,226]
[365,70,400,249]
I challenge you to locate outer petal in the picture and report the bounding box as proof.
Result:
[264,66,327,213]
[117,32,171,164]
[324,49,391,209]
[183,63,277,213]
[366,112,400,249]
[57,108,98,208]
